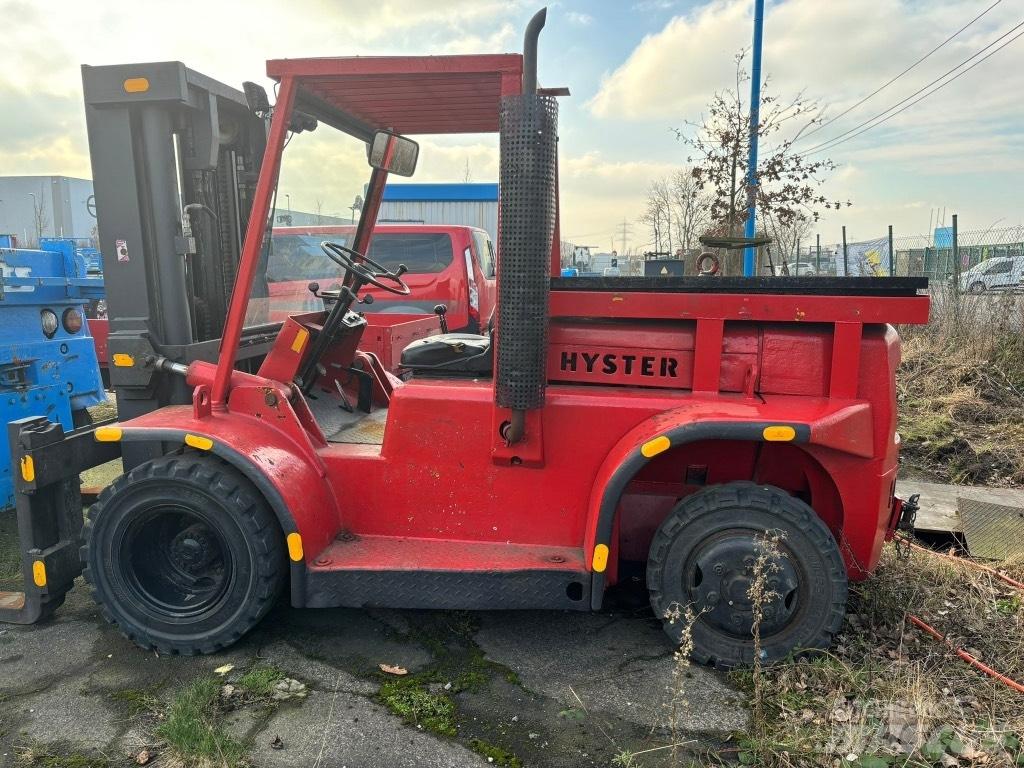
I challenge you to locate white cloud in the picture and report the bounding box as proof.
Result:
[565,11,593,26]
[442,23,517,54]
[587,0,1024,133]
[586,0,1024,241]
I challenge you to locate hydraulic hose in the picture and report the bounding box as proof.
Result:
[895,535,1024,694]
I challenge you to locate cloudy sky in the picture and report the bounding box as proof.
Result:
[1,0,1021,250]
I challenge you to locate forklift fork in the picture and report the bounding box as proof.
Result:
[0,416,120,623]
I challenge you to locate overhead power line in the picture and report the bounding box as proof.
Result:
[802,18,1024,156]
[799,0,1002,143]
[806,23,1024,156]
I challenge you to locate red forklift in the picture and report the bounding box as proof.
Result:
[2,9,929,667]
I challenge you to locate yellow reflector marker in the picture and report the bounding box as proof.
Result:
[640,435,671,458]
[291,327,309,354]
[184,434,213,451]
[20,455,35,483]
[287,533,304,562]
[112,353,134,367]
[123,77,150,93]
[95,425,122,442]
[763,425,797,442]
[592,543,610,573]
[32,560,47,587]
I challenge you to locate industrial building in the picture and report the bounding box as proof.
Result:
[379,182,498,242]
[0,175,96,246]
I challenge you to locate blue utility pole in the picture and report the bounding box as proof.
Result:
[743,0,765,276]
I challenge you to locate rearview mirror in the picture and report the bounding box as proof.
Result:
[368,131,419,177]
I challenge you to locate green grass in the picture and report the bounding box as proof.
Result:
[156,677,245,766]
[469,738,522,767]
[109,686,161,717]
[378,678,457,737]
[237,664,285,697]
[18,752,110,768]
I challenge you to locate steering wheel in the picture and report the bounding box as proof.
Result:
[320,241,410,296]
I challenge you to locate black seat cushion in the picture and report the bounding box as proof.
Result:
[400,333,493,376]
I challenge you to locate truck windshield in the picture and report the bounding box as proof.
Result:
[267,232,453,283]
[250,229,456,323]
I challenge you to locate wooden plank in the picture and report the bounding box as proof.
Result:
[897,479,1024,534]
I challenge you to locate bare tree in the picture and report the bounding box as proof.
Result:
[313,198,324,225]
[669,169,710,252]
[763,213,813,273]
[31,186,50,246]
[463,158,473,183]
[640,178,673,253]
[677,50,848,239]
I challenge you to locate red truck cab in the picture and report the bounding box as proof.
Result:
[268,224,497,332]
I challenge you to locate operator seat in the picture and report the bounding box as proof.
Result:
[400,307,494,376]
[400,332,492,376]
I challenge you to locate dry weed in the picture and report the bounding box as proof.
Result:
[898,290,1024,485]
[726,542,1024,767]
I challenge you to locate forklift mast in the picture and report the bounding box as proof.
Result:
[81,62,270,467]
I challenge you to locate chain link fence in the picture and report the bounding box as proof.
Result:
[781,218,1024,287]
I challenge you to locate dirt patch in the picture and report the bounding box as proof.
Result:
[898,291,1024,486]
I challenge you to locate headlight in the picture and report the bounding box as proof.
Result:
[62,308,84,334]
[41,309,58,338]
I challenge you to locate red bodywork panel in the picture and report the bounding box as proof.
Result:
[116,312,921,594]
[266,55,523,135]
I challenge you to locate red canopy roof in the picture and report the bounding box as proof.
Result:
[266,54,523,135]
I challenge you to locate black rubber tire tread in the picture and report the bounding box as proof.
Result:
[82,453,285,655]
[647,481,848,669]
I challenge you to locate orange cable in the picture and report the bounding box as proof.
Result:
[906,614,1024,694]
[894,533,1024,591]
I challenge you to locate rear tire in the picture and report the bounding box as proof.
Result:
[83,454,285,654]
[647,482,847,669]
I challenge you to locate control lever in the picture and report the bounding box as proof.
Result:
[433,304,449,334]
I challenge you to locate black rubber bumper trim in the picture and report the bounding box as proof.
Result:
[589,420,810,609]
[116,428,306,607]
[306,568,592,611]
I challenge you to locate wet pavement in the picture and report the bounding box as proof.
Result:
[0,573,747,767]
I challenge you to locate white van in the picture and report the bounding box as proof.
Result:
[959,256,1024,293]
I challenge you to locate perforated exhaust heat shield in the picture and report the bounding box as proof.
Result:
[496,93,558,410]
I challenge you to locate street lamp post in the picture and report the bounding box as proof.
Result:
[742,0,766,276]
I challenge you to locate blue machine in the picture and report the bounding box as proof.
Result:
[1,239,106,510]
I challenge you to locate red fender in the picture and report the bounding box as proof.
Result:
[584,399,878,608]
[93,401,341,608]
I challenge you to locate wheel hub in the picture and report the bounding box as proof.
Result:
[121,508,231,617]
[170,524,219,572]
[687,534,800,638]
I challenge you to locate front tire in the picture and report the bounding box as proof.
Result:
[647,482,847,668]
[83,454,285,654]
[968,281,986,294]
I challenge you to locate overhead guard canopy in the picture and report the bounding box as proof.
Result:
[266,54,524,137]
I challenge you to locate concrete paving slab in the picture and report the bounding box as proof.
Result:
[475,610,748,736]
[258,639,378,696]
[251,688,486,768]
[12,683,121,751]
[0,577,743,766]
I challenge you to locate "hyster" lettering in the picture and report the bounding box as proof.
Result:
[559,351,678,378]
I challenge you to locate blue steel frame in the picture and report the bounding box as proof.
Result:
[1,239,106,509]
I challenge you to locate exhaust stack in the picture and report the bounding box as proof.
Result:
[495,8,557,441]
